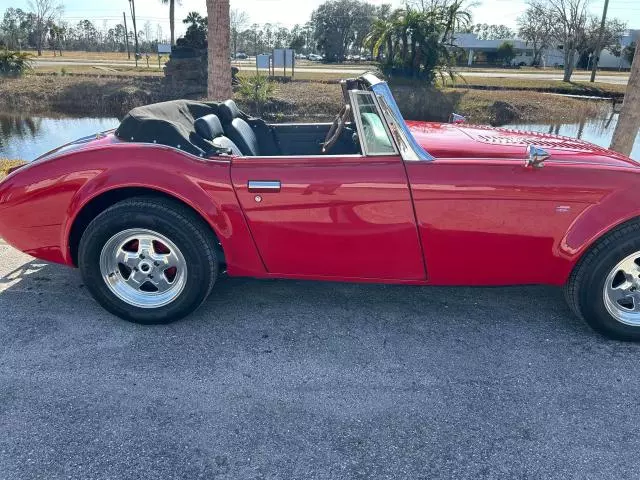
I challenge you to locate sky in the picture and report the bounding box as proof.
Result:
[5,0,640,40]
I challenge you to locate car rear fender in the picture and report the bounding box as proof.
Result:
[63,149,266,277]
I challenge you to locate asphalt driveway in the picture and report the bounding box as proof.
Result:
[2,238,640,480]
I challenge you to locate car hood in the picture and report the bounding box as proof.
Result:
[406,121,638,168]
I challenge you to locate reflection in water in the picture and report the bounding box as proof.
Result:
[0,114,120,161]
[506,111,640,161]
[0,116,43,142]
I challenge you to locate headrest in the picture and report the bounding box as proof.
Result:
[194,114,224,140]
[218,100,242,124]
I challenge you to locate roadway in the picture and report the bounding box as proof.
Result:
[2,239,640,479]
[32,59,630,85]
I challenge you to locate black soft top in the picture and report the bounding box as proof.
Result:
[115,100,223,156]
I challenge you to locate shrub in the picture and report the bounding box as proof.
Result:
[0,51,34,77]
[496,42,516,66]
[236,75,276,116]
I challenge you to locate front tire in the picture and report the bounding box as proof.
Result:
[78,197,218,324]
[565,219,640,341]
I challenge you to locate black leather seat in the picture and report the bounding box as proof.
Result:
[194,114,242,156]
[217,100,261,156]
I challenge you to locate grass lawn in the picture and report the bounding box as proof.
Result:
[453,66,630,76]
[0,159,27,178]
[440,76,626,96]
[24,50,136,61]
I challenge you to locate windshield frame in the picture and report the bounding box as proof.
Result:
[359,74,435,162]
[348,90,399,157]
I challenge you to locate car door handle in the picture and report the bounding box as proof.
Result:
[248,180,281,193]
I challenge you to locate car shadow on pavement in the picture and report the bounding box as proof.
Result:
[0,253,606,344]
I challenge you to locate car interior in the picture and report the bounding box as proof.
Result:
[115,77,394,158]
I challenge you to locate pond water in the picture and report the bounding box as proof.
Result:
[0,115,120,161]
[0,112,638,162]
[504,112,640,161]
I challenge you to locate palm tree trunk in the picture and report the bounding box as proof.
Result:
[207,0,232,100]
[401,32,408,66]
[169,0,175,45]
[611,46,640,156]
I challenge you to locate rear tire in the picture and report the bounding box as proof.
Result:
[565,219,640,341]
[78,196,218,324]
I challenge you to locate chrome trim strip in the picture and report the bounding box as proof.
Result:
[370,82,435,162]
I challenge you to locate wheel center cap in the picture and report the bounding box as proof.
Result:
[139,262,152,273]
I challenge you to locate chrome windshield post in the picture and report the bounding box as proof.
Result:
[370,82,435,162]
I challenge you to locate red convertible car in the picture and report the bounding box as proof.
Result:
[1,74,639,340]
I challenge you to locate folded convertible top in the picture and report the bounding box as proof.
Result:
[115,100,222,156]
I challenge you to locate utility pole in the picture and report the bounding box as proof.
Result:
[590,0,609,82]
[129,0,139,67]
[610,46,639,157]
[123,12,131,60]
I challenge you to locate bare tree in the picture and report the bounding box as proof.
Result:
[230,9,249,57]
[610,46,639,157]
[207,0,232,100]
[518,1,555,66]
[28,0,64,56]
[546,0,589,81]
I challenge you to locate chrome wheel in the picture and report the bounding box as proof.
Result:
[99,229,187,309]
[603,251,640,326]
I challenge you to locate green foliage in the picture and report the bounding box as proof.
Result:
[496,41,516,65]
[363,2,472,83]
[310,0,380,62]
[178,11,207,49]
[0,50,33,77]
[236,75,276,115]
[465,23,516,40]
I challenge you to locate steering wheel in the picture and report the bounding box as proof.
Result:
[322,104,351,154]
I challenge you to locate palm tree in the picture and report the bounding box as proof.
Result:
[611,45,639,156]
[160,0,176,46]
[206,0,232,100]
[364,9,404,66]
[441,0,473,42]
[364,19,394,65]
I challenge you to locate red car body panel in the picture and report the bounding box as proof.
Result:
[404,122,640,285]
[0,139,266,277]
[231,154,426,280]
[1,119,639,287]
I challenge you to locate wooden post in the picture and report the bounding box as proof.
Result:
[610,47,640,157]
[129,0,139,68]
[590,0,609,82]
[123,12,130,60]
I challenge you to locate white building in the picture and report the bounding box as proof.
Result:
[453,30,638,69]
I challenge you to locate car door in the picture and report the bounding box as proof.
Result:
[230,92,425,281]
[404,157,602,286]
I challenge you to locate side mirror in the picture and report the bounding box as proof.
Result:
[449,113,466,124]
[525,145,550,169]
